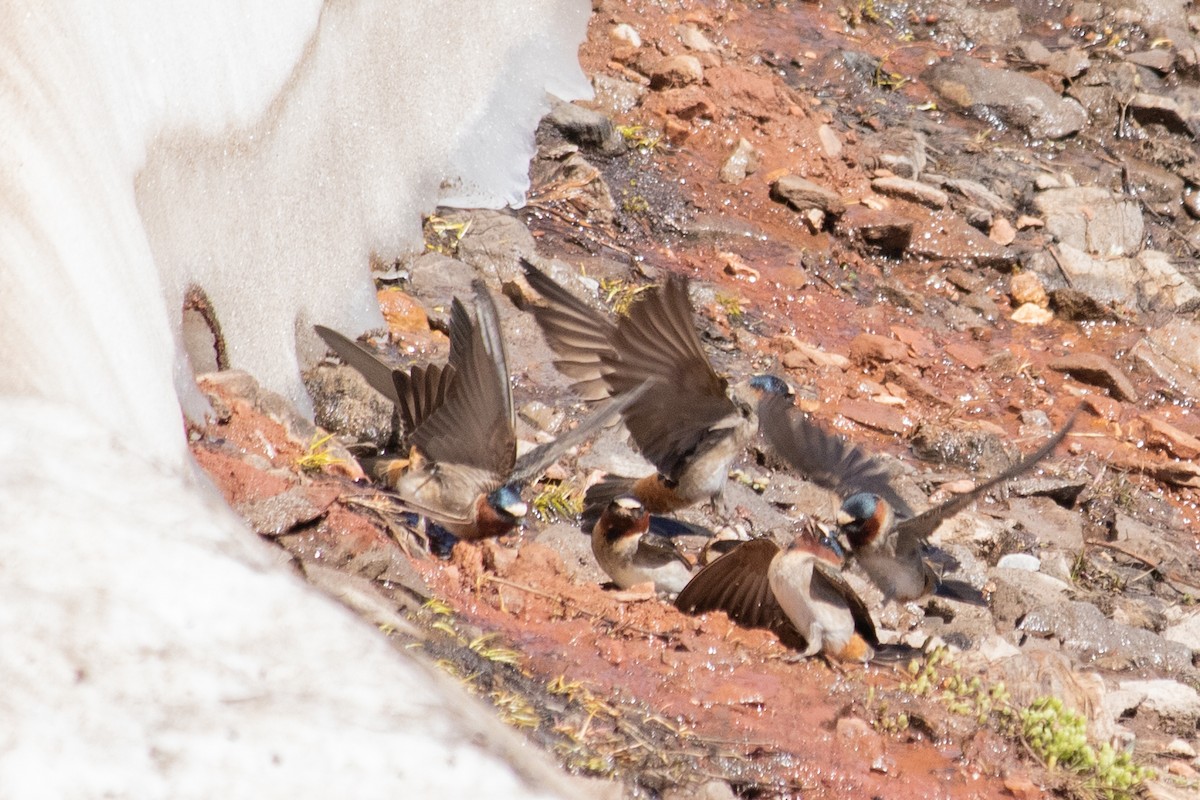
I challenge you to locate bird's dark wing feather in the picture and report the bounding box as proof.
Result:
[314,325,403,407]
[509,383,650,486]
[392,363,457,435]
[758,392,914,519]
[636,532,694,570]
[521,260,617,402]
[471,280,514,427]
[603,276,737,478]
[676,539,798,640]
[810,560,880,647]
[892,411,1077,548]
[409,295,515,478]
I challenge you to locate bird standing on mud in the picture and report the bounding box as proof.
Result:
[316,280,643,541]
[675,522,882,663]
[521,259,789,523]
[756,391,1077,603]
[590,496,695,596]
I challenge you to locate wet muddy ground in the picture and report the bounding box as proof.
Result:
[193,0,1200,797]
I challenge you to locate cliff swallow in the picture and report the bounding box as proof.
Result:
[590,496,695,596]
[675,522,881,662]
[315,281,644,540]
[757,392,1076,603]
[522,260,789,520]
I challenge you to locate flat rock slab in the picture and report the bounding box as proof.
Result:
[1049,352,1139,401]
[1034,187,1145,258]
[925,57,1087,139]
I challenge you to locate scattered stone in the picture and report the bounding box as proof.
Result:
[1020,602,1194,673]
[871,176,948,209]
[925,56,1088,139]
[1165,613,1200,655]
[719,137,761,184]
[911,422,1014,473]
[817,123,843,158]
[989,217,1016,245]
[451,210,539,282]
[590,73,646,116]
[675,23,719,54]
[1168,739,1199,759]
[1130,91,1200,137]
[836,399,911,435]
[1005,476,1088,506]
[1126,48,1176,73]
[1139,415,1200,460]
[1048,287,1120,321]
[1047,48,1090,79]
[1011,303,1054,325]
[1130,318,1200,401]
[945,342,987,370]
[781,339,851,369]
[769,174,845,215]
[997,553,1041,571]
[1136,250,1200,312]
[610,22,641,47]
[545,102,626,155]
[1119,679,1200,734]
[1010,271,1049,307]
[1015,214,1044,229]
[834,206,914,255]
[237,486,337,537]
[648,54,704,89]
[907,213,1010,268]
[519,400,566,434]
[1124,158,1185,218]
[1035,187,1144,258]
[849,333,908,363]
[883,363,950,405]
[1049,352,1138,402]
[306,363,397,450]
[1005,496,1085,553]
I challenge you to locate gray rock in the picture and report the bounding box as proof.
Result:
[648,54,704,89]
[770,174,846,215]
[719,138,760,184]
[450,210,540,283]
[408,252,481,323]
[925,57,1088,139]
[305,363,397,450]
[1035,187,1144,257]
[1049,352,1139,402]
[833,205,914,255]
[1118,679,1200,734]
[870,176,948,209]
[1163,611,1200,652]
[1048,48,1090,79]
[1018,600,1194,673]
[590,74,646,117]
[535,519,607,585]
[675,23,719,54]
[1137,250,1200,312]
[996,552,1041,571]
[988,567,1072,627]
[1126,48,1176,73]
[545,102,625,155]
[1129,90,1200,137]
[1124,157,1185,217]
[1130,318,1200,401]
[1006,496,1086,554]
[935,0,1023,46]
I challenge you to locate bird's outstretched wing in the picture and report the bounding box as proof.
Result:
[409,295,515,479]
[314,325,456,435]
[676,539,801,646]
[757,391,914,518]
[892,410,1077,548]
